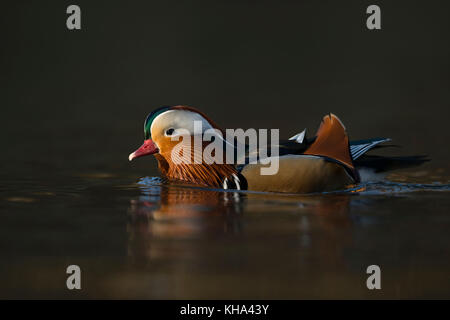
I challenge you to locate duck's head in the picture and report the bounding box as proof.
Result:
[128,105,222,162]
[129,105,237,187]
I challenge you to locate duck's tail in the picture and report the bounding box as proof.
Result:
[354,154,430,172]
[350,138,392,160]
[350,138,429,172]
[286,119,429,174]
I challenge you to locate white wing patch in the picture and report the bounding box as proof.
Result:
[289,129,306,144]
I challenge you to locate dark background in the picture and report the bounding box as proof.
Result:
[1,0,450,300]
[1,0,449,177]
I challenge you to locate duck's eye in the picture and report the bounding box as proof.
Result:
[165,128,175,136]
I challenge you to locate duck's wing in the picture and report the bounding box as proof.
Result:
[240,154,355,193]
[236,113,427,176]
[240,114,356,180]
[303,113,355,169]
[239,114,359,193]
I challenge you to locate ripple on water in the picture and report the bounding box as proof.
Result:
[137,174,450,197]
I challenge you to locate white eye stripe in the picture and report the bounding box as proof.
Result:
[165,128,190,139]
[151,110,214,137]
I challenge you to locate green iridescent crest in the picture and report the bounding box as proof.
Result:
[144,106,170,139]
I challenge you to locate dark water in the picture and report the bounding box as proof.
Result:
[1,1,450,299]
[1,168,449,299]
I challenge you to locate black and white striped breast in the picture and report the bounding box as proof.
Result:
[222,173,248,191]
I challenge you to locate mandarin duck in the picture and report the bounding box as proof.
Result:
[129,105,427,193]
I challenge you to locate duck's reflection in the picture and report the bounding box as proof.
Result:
[126,178,359,269]
[127,181,245,264]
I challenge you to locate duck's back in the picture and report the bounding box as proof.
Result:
[240,113,357,193]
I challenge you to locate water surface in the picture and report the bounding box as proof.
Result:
[1,166,449,299]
